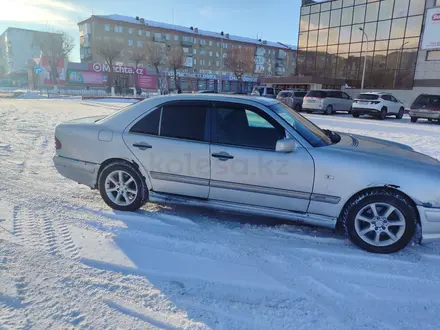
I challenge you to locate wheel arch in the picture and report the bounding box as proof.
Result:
[336,185,421,230]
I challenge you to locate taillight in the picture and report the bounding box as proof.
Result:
[55,137,62,150]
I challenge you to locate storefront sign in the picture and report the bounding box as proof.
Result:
[90,63,146,75]
[138,75,158,89]
[166,71,257,82]
[67,70,104,85]
[422,7,440,50]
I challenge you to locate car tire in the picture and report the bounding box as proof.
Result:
[352,112,360,118]
[342,188,417,254]
[410,117,418,123]
[396,107,404,119]
[295,104,302,112]
[324,105,333,115]
[379,107,387,120]
[306,110,313,114]
[98,161,148,211]
[348,107,352,115]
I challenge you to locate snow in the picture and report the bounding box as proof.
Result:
[1,99,440,329]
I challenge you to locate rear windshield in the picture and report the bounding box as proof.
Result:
[294,91,307,97]
[357,94,379,100]
[307,91,327,98]
[278,92,292,97]
[412,94,440,108]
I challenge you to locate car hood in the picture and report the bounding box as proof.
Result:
[333,133,440,167]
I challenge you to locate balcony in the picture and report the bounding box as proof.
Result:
[153,35,165,43]
[181,37,194,46]
[276,50,287,60]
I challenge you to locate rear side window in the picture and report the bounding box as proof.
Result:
[307,91,327,98]
[381,95,391,101]
[266,87,274,95]
[357,94,379,100]
[327,91,341,98]
[130,108,160,135]
[278,92,292,97]
[294,92,307,97]
[161,105,208,141]
[412,95,440,108]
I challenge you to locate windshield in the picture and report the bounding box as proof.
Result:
[269,102,333,147]
[357,94,379,100]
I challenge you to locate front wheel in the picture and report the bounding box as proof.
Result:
[396,107,404,119]
[98,162,148,211]
[324,105,333,115]
[342,189,416,254]
[379,107,387,120]
[410,117,418,123]
[352,112,360,118]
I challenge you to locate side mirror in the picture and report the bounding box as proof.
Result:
[276,138,296,153]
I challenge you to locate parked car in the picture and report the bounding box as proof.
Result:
[409,94,440,124]
[276,90,308,111]
[351,92,405,120]
[251,86,276,98]
[302,90,353,115]
[54,94,440,254]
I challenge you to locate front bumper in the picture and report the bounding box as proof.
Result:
[418,205,440,241]
[53,155,100,188]
[351,107,381,115]
[409,110,440,119]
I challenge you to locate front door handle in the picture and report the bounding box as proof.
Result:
[133,143,152,150]
[212,152,234,161]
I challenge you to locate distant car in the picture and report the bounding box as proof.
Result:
[197,90,218,94]
[276,90,308,112]
[409,94,440,124]
[351,92,405,120]
[302,90,353,115]
[54,94,440,254]
[251,86,276,98]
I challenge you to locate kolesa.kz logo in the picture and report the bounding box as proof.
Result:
[432,13,440,21]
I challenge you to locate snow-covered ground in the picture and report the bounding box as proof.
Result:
[1,99,440,329]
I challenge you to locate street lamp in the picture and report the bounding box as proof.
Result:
[393,41,409,88]
[359,27,369,90]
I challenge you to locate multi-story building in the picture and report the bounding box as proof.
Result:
[292,0,440,104]
[76,15,297,92]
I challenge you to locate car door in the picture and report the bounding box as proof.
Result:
[381,95,393,113]
[326,91,341,111]
[389,95,400,113]
[209,102,314,212]
[123,101,211,199]
[341,92,353,111]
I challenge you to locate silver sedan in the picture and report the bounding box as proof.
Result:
[53,94,440,254]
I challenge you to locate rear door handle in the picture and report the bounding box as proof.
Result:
[133,143,152,150]
[212,152,234,161]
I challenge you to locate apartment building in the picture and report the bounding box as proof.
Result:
[77,15,296,92]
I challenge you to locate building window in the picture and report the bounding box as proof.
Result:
[209,51,213,56]
[194,59,197,65]
[128,28,133,34]
[427,51,440,61]
[115,25,123,33]
[174,35,179,41]
[183,47,189,53]
[217,41,220,47]
[200,49,207,55]
[138,29,143,36]
[216,52,220,57]
[105,24,110,32]
[146,31,151,37]
[193,49,197,54]
[223,43,228,49]
[200,39,206,46]
[128,40,133,46]
[137,41,143,48]
[166,34,170,40]
[209,40,213,46]
[194,38,197,44]
[216,61,220,66]
[154,32,162,41]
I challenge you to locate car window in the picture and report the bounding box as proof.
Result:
[357,94,379,100]
[278,91,292,98]
[160,104,208,141]
[412,94,440,108]
[266,87,274,95]
[130,108,160,135]
[381,95,390,101]
[390,96,397,102]
[215,106,285,150]
[294,92,307,97]
[307,90,327,98]
[327,91,340,98]
[341,92,351,99]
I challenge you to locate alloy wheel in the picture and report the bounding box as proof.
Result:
[104,170,138,206]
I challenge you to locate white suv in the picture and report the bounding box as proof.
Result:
[351,92,405,120]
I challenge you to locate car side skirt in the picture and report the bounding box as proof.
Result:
[149,191,338,229]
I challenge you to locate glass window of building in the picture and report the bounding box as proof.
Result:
[299,32,308,48]
[318,29,329,46]
[146,31,150,37]
[311,4,320,13]
[128,39,133,46]
[405,15,423,38]
[376,20,391,40]
[166,34,171,40]
[388,38,405,50]
[341,6,353,26]
[128,28,133,34]
[353,5,366,24]
[363,22,377,41]
[427,51,440,61]
[404,37,419,49]
[350,42,362,53]
[308,30,318,47]
[375,40,388,51]
[300,15,310,31]
[328,27,340,45]
[332,0,342,9]
[365,2,379,22]
[105,24,110,32]
[393,0,409,18]
[379,0,394,20]
[301,6,310,15]
[409,0,425,16]
[137,41,143,48]
[330,9,341,27]
[174,35,179,41]
[351,24,364,43]
[338,44,349,54]
[321,2,331,11]
[138,29,143,36]
[355,0,366,4]
[339,26,351,44]
[319,11,330,29]
[390,18,406,39]
[310,13,319,30]
[343,0,354,7]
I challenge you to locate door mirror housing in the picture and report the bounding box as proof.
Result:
[276,138,297,153]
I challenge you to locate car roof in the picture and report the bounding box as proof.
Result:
[145,93,279,106]
[357,91,391,95]
[307,89,341,92]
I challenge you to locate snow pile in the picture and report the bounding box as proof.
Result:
[0,101,440,329]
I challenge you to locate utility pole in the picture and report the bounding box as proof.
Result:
[359,27,369,91]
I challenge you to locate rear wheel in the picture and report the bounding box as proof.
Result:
[342,189,416,254]
[396,107,404,119]
[379,107,387,120]
[306,110,313,114]
[294,104,302,112]
[324,105,333,115]
[410,117,418,123]
[352,112,360,118]
[98,162,148,211]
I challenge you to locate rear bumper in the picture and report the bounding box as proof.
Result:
[409,110,440,119]
[351,107,381,115]
[418,205,440,242]
[53,155,99,188]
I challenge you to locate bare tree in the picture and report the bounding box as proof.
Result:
[224,47,255,92]
[96,40,123,91]
[167,46,185,90]
[129,51,147,88]
[36,31,74,89]
[145,42,167,91]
